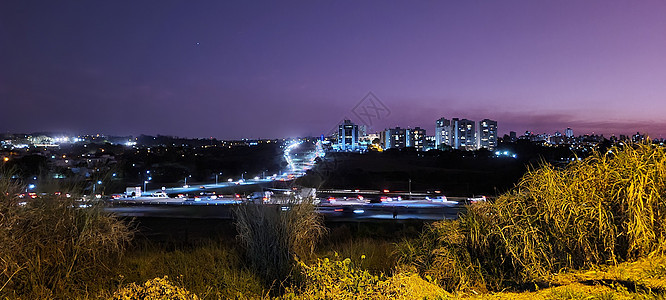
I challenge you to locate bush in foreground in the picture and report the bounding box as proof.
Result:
[233,197,327,291]
[113,276,199,300]
[0,172,133,298]
[399,143,666,292]
[282,255,448,299]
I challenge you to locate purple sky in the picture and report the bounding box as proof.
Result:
[1,1,665,139]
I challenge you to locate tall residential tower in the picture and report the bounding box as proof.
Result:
[435,117,452,150]
[478,119,498,151]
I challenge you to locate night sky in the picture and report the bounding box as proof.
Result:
[2,1,665,139]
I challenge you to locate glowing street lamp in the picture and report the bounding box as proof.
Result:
[92,180,102,195]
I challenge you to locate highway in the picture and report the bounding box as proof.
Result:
[106,140,473,221]
[105,198,466,221]
[137,140,321,196]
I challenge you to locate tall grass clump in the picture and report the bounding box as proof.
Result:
[233,197,327,290]
[400,143,666,291]
[0,171,133,298]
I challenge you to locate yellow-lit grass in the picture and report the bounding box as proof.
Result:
[487,143,666,279]
[283,256,451,300]
[400,143,666,292]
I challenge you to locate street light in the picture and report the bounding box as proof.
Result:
[216,172,222,185]
[92,180,102,195]
[144,180,149,193]
[184,175,191,187]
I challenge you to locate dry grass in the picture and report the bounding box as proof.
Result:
[112,276,200,300]
[460,254,666,299]
[282,255,450,300]
[111,243,265,300]
[0,170,133,299]
[399,143,666,293]
[233,197,327,292]
[319,237,398,275]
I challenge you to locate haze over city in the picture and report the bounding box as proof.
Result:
[2,1,665,139]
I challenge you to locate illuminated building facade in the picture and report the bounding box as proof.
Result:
[478,119,497,151]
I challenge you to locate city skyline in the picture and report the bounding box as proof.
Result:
[2,1,665,139]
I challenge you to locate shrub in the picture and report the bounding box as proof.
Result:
[233,197,327,290]
[282,255,449,299]
[0,172,133,298]
[112,276,199,300]
[395,221,490,292]
[399,143,666,291]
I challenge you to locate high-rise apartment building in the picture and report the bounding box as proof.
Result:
[380,126,426,150]
[478,119,497,151]
[411,127,426,151]
[383,127,407,149]
[337,119,359,151]
[424,136,436,151]
[453,118,476,150]
[435,118,452,149]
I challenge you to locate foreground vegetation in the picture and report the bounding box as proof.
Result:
[399,143,666,293]
[2,143,666,299]
[0,174,133,298]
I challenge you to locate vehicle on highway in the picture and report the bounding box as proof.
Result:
[460,195,487,205]
[426,195,448,202]
[316,195,337,204]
